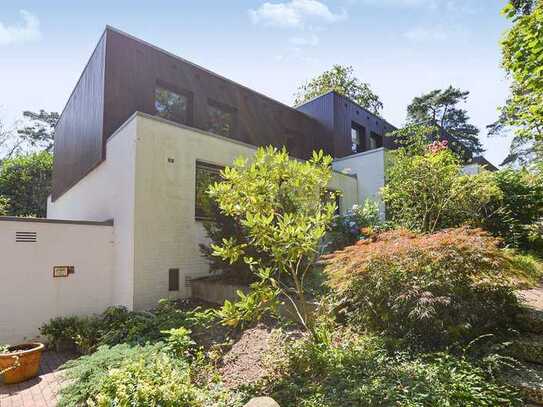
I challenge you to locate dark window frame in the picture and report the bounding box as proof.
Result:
[154,80,194,126]
[369,131,383,150]
[351,122,366,154]
[195,160,224,221]
[207,98,237,137]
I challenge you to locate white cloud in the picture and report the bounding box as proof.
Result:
[0,10,41,46]
[249,0,346,28]
[359,0,438,8]
[289,33,320,46]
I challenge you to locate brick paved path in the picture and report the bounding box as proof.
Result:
[0,351,74,407]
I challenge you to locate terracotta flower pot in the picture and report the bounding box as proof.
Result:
[0,343,45,384]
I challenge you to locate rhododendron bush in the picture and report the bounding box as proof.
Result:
[324,227,524,348]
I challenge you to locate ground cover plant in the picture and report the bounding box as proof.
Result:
[255,329,523,407]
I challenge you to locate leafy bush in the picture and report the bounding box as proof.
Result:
[482,168,543,252]
[0,151,52,217]
[326,200,381,251]
[59,340,245,407]
[90,353,201,406]
[209,146,337,333]
[324,227,524,348]
[382,144,502,233]
[260,332,521,407]
[40,300,216,353]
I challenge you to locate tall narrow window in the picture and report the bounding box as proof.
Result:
[195,161,224,220]
[154,85,192,125]
[369,132,383,150]
[169,268,179,291]
[351,123,365,153]
[207,100,236,137]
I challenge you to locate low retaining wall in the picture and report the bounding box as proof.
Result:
[0,217,115,344]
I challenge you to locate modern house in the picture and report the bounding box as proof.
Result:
[0,26,494,343]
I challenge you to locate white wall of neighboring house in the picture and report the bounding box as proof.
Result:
[0,219,114,344]
[332,148,386,213]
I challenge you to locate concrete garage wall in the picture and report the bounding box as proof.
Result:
[47,118,138,309]
[0,218,114,344]
[133,113,358,310]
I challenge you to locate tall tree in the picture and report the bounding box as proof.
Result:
[489,0,543,166]
[294,65,383,115]
[17,110,59,153]
[407,86,484,154]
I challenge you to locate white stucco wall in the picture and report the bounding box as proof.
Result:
[332,148,386,212]
[132,113,358,310]
[46,112,358,312]
[0,219,114,344]
[47,118,137,309]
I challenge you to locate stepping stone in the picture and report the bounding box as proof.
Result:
[507,335,543,365]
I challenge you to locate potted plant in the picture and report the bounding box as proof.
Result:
[0,343,45,384]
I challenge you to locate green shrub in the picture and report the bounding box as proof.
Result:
[482,168,543,252]
[260,332,521,407]
[40,300,217,353]
[382,142,502,233]
[58,343,159,406]
[209,146,337,334]
[324,227,523,348]
[90,353,201,407]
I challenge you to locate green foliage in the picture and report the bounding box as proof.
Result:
[209,146,337,332]
[0,151,52,217]
[324,228,523,348]
[58,343,159,407]
[216,281,280,329]
[294,65,383,115]
[492,0,543,166]
[0,344,9,353]
[482,168,543,251]
[406,86,483,154]
[90,353,201,407]
[0,195,9,215]
[260,332,521,407]
[326,200,382,251]
[16,110,58,153]
[382,144,502,233]
[40,300,216,354]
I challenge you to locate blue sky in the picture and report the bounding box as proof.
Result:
[0,0,512,165]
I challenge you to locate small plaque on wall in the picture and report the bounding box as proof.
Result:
[53,266,74,278]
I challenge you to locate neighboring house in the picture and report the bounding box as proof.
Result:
[0,26,494,343]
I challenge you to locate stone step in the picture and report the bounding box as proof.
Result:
[507,335,543,365]
[502,363,543,406]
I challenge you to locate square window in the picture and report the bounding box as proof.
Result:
[369,132,383,150]
[351,123,366,153]
[207,100,236,137]
[195,161,224,220]
[154,85,191,125]
[169,268,179,291]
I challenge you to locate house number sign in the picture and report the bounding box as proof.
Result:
[53,266,74,278]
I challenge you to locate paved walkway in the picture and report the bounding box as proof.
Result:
[0,351,74,407]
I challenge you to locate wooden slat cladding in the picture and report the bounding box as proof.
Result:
[297,91,397,158]
[52,32,107,200]
[102,28,333,161]
[52,27,336,200]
